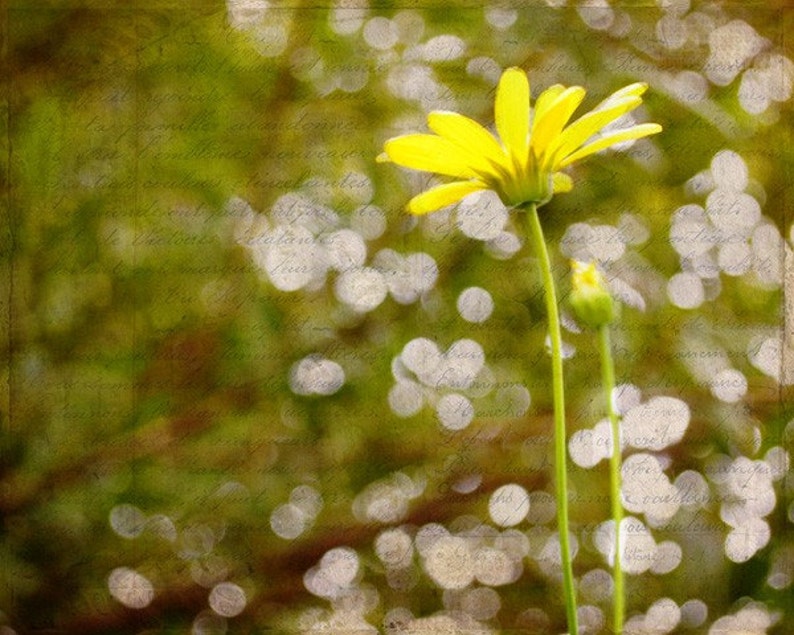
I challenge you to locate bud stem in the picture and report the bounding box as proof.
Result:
[599,324,625,634]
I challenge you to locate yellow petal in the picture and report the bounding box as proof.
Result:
[598,82,648,107]
[531,86,586,166]
[406,181,487,215]
[558,123,662,168]
[427,111,506,174]
[383,134,478,178]
[531,84,566,132]
[552,172,573,193]
[547,96,642,169]
[495,67,530,162]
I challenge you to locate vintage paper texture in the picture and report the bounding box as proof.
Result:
[2,1,793,633]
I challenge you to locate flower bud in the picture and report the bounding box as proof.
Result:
[569,260,615,329]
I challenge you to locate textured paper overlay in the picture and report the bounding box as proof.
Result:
[2,2,793,633]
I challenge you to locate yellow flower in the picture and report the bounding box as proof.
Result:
[378,67,662,215]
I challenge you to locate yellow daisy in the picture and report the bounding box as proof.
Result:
[378,67,662,215]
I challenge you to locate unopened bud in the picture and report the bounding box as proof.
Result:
[569,260,615,329]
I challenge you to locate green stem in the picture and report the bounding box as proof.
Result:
[520,204,578,634]
[598,324,624,634]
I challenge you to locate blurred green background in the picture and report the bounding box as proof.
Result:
[2,1,793,633]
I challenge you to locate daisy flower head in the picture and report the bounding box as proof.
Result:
[378,67,662,215]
